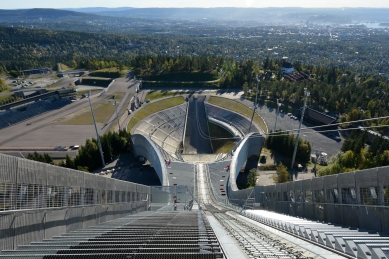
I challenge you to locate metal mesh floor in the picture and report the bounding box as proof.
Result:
[0,210,224,259]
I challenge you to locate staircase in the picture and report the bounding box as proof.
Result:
[0,210,224,259]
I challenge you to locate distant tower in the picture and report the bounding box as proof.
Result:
[57,63,62,72]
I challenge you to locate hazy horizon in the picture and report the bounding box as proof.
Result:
[2,0,389,9]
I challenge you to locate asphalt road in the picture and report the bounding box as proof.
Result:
[0,75,138,156]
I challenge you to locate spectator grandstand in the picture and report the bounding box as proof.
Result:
[0,99,71,129]
[206,103,261,136]
[131,103,187,157]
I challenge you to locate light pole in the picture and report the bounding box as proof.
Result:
[290,88,310,171]
[88,90,105,168]
[274,99,281,131]
[113,101,121,132]
[249,75,260,133]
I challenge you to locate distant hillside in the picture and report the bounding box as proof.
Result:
[0,8,95,22]
[90,7,389,23]
[62,7,134,13]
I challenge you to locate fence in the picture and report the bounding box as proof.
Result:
[260,166,389,233]
[0,153,150,251]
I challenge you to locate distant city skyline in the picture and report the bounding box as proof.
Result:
[2,0,389,9]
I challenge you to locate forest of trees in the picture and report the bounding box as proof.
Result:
[318,131,389,176]
[130,55,224,74]
[1,23,389,75]
[28,130,132,172]
[265,130,312,167]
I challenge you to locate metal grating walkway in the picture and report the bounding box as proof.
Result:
[0,210,224,259]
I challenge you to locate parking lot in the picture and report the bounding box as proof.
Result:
[238,98,343,157]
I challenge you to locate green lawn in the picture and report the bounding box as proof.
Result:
[208,122,237,154]
[61,92,124,125]
[208,96,268,133]
[89,68,128,78]
[0,93,19,105]
[127,96,185,133]
[146,90,190,101]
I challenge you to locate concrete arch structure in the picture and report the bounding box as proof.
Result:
[131,134,169,186]
[228,132,266,203]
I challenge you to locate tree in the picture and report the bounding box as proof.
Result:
[0,78,8,92]
[342,150,356,169]
[272,163,289,183]
[65,154,74,169]
[247,168,257,187]
[71,60,77,69]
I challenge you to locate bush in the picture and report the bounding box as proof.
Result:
[259,164,277,171]
[272,163,290,183]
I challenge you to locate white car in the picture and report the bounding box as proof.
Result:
[287,113,292,116]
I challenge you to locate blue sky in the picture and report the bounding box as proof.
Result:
[3,0,389,9]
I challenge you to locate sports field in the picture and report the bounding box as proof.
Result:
[52,92,125,125]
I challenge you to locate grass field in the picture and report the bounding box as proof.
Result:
[208,96,268,133]
[141,71,218,82]
[127,96,185,133]
[0,93,20,105]
[58,92,124,125]
[89,68,128,78]
[146,90,190,101]
[208,122,237,154]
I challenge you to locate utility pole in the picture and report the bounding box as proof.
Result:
[88,90,105,168]
[290,88,310,171]
[274,99,281,131]
[249,75,260,133]
[114,101,121,132]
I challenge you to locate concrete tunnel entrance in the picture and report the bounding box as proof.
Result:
[236,155,259,189]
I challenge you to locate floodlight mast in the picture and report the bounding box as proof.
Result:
[114,101,121,132]
[88,90,105,168]
[248,75,260,133]
[290,88,310,171]
[274,99,281,131]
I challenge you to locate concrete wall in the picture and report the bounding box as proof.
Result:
[226,133,265,206]
[229,133,265,192]
[131,134,169,186]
